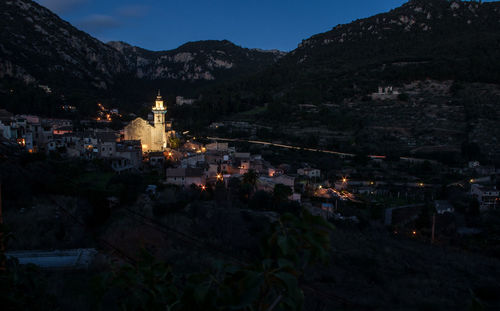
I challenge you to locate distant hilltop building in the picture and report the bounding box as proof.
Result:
[38,85,52,94]
[175,96,196,106]
[371,86,400,100]
[124,91,174,152]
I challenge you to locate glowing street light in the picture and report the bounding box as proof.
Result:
[342,177,347,183]
[201,185,206,191]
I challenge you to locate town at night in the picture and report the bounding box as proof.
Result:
[1,0,500,310]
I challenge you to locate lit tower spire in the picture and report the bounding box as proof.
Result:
[152,90,167,149]
[153,90,167,125]
[153,90,166,112]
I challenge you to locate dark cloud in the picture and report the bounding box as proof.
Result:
[116,5,150,18]
[36,0,87,14]
[77,14,120,34]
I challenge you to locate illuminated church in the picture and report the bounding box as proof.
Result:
[124,91,173,152]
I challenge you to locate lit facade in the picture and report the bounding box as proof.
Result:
[124,91,173,152]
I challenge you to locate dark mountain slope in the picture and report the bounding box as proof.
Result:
[205,0,500,106]
[0,0,128,92]
[0,0,285,114]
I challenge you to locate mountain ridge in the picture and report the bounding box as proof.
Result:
[226,0,500,106]
[106,39,284,81]
[0,0,284,105]
[1,0,500,119]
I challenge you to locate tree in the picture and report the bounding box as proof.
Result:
[249,190,273,210]
[273,184,293,204]
[0,226,58,310]
[214,180,227,203]
[168,134,181,149]
[109,173,144,205]
[306,134,319,147]
[397,93,409,101]
[227,177,242,202]
[239,183,254,203]
[242,170,258,187]
[461,141,481,161]
[353,152,370,166]
[415,206,432,229]
[98,210,335,311]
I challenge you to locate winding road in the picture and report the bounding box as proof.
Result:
[205,136,435,163]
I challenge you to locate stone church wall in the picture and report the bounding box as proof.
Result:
[124,118,155,151]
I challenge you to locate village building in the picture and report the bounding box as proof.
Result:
[297,168,321,179]
[166,167,206,187]
[471,184,500,210]
[124,91,174,152]
[371,86,401,100]
[175,96,196,106]
[268,167,284,177]
[96,131,118,158]
[181,154,206,168]
[115,140,143,169]
[182,140,204,154]
[147,151,166,168]
[205,141,229,152]
[434,200,455,214]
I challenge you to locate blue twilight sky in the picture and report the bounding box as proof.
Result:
[32,0,489,52]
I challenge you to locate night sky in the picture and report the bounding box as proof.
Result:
[33,0,493,52]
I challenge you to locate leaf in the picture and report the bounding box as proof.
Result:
[233,271,263,308]
[261,258,274,270]
[277,258,294,269]
[277,235,289,256]
[193,283,210,303]
[274,272,299,294]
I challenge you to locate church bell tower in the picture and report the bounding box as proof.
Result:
[153,90,167,126]
[152,90,167,149]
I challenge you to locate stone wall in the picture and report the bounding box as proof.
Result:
[124,118,154,150]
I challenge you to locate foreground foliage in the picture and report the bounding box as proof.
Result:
[97,210,334,311]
